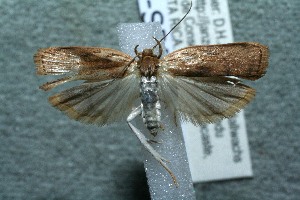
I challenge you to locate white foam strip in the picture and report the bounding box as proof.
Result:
[117,22,196,200]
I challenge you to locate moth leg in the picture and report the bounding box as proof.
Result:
[127,106,165,150]
[152,37,163,58]
[127,106,178,186]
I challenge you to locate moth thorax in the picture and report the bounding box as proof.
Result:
[140,76,161,136]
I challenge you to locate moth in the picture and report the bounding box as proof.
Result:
[34,40,268,184]
[34,11,269,186]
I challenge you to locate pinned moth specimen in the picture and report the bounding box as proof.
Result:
[34,40,268,185]
[34,7,269,185]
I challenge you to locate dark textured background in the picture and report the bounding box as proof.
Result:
[0,0,299,199]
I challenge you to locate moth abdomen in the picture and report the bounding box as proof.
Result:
[140,76,161,136]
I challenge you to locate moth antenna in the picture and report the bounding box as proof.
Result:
[152,1,192,50]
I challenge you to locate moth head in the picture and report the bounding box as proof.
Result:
[142,49,155,57]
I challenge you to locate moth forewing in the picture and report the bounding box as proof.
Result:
[34,47,134,90]
[160,42,269,80]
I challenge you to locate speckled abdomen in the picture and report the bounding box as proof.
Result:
[140,76,161,136]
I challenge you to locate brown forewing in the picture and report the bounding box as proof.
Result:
[159,42,269,80]
[34,47,133,90]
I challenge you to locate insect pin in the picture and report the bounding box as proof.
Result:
[34,3,269,186]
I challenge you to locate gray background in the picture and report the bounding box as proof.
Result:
[0,0,299,199]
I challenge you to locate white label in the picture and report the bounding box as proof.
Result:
[137,0,253,183]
